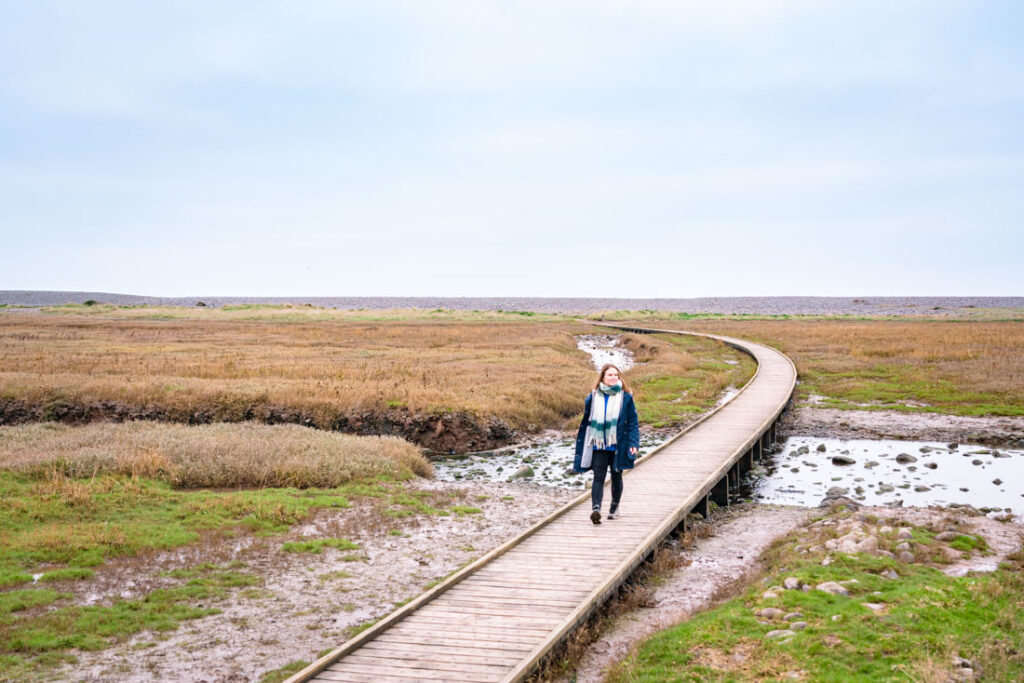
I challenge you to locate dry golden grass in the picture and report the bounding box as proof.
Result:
[0,314,597,429]
[0,422,430,488]
[641,319,1024,415]
[0,313,750,433]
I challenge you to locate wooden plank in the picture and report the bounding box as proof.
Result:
[375,631,541,649]
[318,662,500,682]
[337,653,511,676]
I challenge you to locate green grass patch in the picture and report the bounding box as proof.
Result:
[37,568,94,583]
[282,538,360,554]
[614,517,1024,682]
[258,660,310,683]
[450,505,483,516]
[0,564,258,675]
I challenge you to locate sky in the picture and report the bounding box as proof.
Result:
[1,1,1022,297]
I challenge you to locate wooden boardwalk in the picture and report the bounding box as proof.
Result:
[286,326,796,682]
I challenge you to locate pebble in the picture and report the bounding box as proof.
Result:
[924,462,938,470]
[790,621,808,631]
[831,455,856,465]
[783,612,803,621]
[783,577,801,590]
[765,629,796,640]
[816,581,849,596]
[758,607,785,620]
[895,453,917,464]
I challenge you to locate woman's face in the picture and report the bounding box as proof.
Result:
[602,367,620,385]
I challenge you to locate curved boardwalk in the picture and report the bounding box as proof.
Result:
[286,326,796,682]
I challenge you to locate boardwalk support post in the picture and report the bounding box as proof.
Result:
[711,476,729,507]
[695,493,710,519]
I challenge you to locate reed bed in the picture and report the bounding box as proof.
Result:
[644,319,1024,415]
[0,315,597,429]
[0,313,745,432]
[0,422,431,488]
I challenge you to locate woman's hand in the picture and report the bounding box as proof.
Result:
[629,447,638,456]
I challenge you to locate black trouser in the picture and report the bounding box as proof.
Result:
[591,449,623,511]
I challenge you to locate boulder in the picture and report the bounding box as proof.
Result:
[790,621,808,631]
[783,577,801,590]
[898,551,915,563]
[816,582,849,596]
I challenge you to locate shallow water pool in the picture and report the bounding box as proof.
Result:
[750,436,1024,520]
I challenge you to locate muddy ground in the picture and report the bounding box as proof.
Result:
[783,404,1024,448]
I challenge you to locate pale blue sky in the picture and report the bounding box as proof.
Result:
[2,1,1022,297]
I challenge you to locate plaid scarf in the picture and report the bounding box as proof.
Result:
[586,382,623,450]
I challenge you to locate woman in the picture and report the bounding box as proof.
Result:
[573,363,640,524]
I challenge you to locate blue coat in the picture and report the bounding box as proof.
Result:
[573,391,640,473]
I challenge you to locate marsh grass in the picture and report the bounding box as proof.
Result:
[0,421,430,488]
[612,513,1024,682]
[0,313,750,434]
[638,319,1024,416]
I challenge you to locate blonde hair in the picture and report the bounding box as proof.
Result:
[592,363,631,393]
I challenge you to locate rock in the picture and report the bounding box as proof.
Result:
[765,629,795,640]
[790,621,808,631]
[831,455,856,465]
[762,591,779,599]
[783,612,803,621]
[896,542,912,552]
[864,460,879,469]
[783,577,801,590]
[881,569,899,580]
[947,442,959,450]
[972,459,983,466]
[877,484,895,493]
[854,486,865,494]
[895,453,917,464]
[831,614,842,622]
[993,478,1003,486]
[878,550,896,559]
[862,602,886,613]
[924,462,938,470]
[508,465,534,480]
[816,581,849,596]
[797,445,810,454]
[758,607,785,620]
[952,656,973,669]
[879,525,893,534]
[790,467,800,473]
[934,531,959,542]
[855,536,879,555]
[914,485,931,492]
[826,486,849,497]
[898,551,915,563]
[817,443,827,452]
[897,528,913,540]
